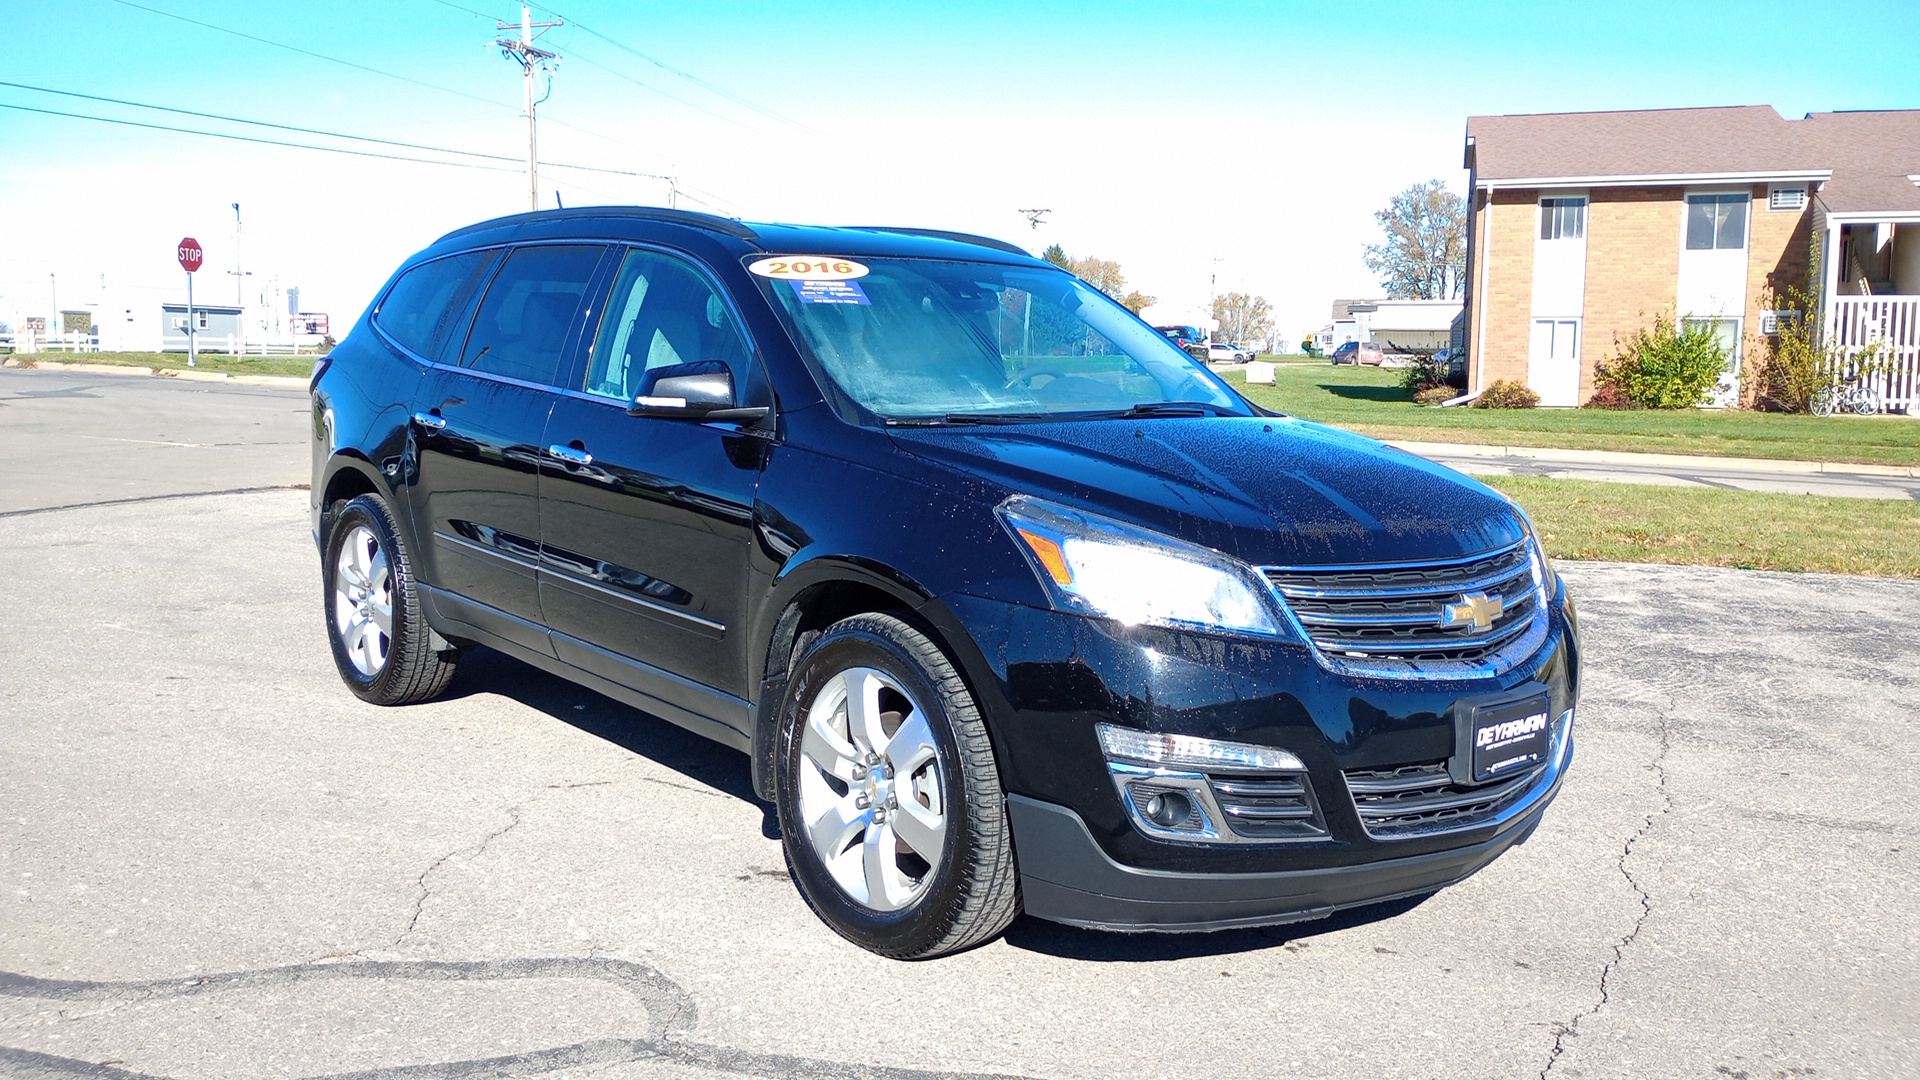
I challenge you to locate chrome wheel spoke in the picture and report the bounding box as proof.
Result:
[367,596,394,637]
[881,710,939,777]
[806,790,867,865]
[891,795,945,863]
[861,821,911,911]
[844,669,892,754]
[801,700,861,784]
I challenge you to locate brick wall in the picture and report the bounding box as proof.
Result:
[1580,188,1682,402]
[1745,183,1814,392]
[1471,190,1537,390]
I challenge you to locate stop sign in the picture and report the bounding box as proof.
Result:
[177,237,204,273]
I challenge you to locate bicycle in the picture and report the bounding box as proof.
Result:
[1810,374,1883,416]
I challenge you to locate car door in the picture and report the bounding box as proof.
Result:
[407,243,610,654]
[537,247,769,735]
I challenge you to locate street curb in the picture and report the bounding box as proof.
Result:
[5,358,309,388]
[1387,439,1920,479]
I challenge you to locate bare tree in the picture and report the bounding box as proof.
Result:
[1211,291,1272,344]
[1363,180,1466,299]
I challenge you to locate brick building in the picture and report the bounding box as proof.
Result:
[1461,106,1920,410]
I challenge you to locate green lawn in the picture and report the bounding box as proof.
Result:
[11,350,316,379]
[1225,363,1920,467]
[1485,475,1920,578]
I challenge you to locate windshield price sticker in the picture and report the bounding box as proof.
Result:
[748,256,869,280]
[791,279,870,305]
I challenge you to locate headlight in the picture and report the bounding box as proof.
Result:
[1512,504,1558,595]
[997,495,1291,638]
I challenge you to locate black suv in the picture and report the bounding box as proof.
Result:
[312,208,1578,959]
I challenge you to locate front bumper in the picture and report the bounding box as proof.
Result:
[922,580,1579,927]
[1009,718,1571,931]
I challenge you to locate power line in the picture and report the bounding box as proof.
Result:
[0,81,671,180]
[551,10,798,127]
[102,0,515,112]
[0,101,517,171]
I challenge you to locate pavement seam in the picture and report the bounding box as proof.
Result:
[1539,691,1675,1079]
[392,805,527,949]
[0,485,309,519]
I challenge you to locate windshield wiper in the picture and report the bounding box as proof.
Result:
[1112,401,1239,418]
[886,412,1055,426]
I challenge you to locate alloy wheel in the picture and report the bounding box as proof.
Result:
[795,666,947,912]
[332,524,394,677]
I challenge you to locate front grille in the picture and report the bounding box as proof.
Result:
[1207,773,1326,840]
[1263,539,1541,667]
[1343,760,1543,840]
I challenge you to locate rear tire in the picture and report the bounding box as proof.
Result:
[775,613,1020,959]
[322,493,459,705]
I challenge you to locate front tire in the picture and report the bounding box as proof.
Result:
[775,613,1019,959]
[322,493,458,705]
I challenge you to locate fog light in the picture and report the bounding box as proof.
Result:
[1144,790,1191,828]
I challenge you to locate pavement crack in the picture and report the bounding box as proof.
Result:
[1539,690,1675,1079]
[392,805,526,948]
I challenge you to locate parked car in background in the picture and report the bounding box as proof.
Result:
[1155,324,1208,358]
[311,208,1579,959]
[1206,341,1255,362]
[1331,340,1386,366]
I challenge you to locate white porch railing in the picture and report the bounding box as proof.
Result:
[1830,296,1920,413]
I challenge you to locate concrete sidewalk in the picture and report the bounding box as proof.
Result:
[1394,439,1920,500]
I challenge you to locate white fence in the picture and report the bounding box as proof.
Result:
[1830,296,1920,413]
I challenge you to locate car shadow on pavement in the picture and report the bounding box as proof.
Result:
[1000,893,1433,961]
[438,646,780,837]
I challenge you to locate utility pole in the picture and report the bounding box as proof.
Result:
[49,273,56,343]
[229,203,252,353]
[497,4,561,212]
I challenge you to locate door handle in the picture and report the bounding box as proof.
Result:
[412,411,446,431]
[546,443,593,466]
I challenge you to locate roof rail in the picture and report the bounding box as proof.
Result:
[851,227,1033,257]
[437,206,759,244]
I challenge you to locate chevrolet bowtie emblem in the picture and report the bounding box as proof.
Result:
[1440,591,1504,632]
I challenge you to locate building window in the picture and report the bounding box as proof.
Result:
[1539,198,1586,240]
[1686,194,1749,250]
[197,311,209,329]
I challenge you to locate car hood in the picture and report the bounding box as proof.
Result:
[886,415,1523,567]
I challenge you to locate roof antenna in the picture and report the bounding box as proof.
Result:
[1019,208,1050,230]
[555,191,564,209]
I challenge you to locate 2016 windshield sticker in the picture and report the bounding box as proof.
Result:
[748,256,870,280]
[791,279,870,305]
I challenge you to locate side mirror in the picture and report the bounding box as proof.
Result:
[629,361,769,423]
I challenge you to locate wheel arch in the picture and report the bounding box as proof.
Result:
[317,453,403,552]
[748,556,995,803]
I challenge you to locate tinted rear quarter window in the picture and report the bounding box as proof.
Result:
[373,250,496,362]
[460,245,606,385]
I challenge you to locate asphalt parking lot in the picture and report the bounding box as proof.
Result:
[2,367,1916,1080]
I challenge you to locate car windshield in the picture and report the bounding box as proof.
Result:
[756,258,1247,421]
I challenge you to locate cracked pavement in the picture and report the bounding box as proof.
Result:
[1,367,1916,1078]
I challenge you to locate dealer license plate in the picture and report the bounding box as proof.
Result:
[1470,696,1551,782]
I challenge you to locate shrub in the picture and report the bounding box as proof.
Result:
[1583,382,1641,410]
[1400,355,1450,393]
[1595,312,1727,408]
[1475,379,1540,408]
[1413,385,1456,406]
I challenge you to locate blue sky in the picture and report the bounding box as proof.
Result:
[2,0,1915,340]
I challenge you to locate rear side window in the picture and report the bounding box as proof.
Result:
[460,245,605,386]
[583,249,754,401]
[373,250,495,362]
